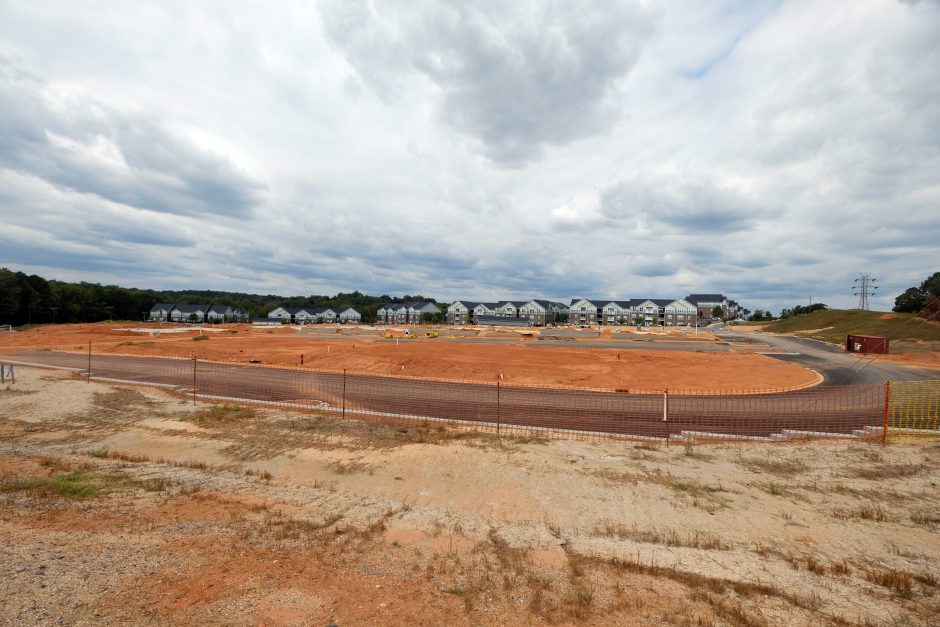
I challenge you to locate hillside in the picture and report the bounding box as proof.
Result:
[762,309,940,345]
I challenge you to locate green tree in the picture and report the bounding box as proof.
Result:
[894,271,940,313]
[711,305,723,319]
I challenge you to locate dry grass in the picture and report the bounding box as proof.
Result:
[326,460,372,475]
[848,463,923,480]
[593,521,729,550]
[191,404,258,425]
[865,568,914,598]
[832,503,892,522]
[911,510,940,526]
[738,457,809,476]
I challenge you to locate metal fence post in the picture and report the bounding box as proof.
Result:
[1,363,5,384]
[663,388,669,445]
[496,380,501,436]
[192,356,197,405]
[87,341,92,383]
[342,369,346,420]
[882,380,891,446]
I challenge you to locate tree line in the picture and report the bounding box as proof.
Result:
[0,267,438,326]
[893,272,940,318]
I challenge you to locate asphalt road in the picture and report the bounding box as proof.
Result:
[1,348,910,441]
[716,330,940,386]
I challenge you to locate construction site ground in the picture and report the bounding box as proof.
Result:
[1,369,938,625]
[1,323,821,392]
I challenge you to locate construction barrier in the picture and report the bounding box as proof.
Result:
[887,379,940,441]
[0,344,937,444]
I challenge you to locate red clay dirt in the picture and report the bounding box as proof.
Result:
[2,322,820,392]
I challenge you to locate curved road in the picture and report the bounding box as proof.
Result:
[2,347,926,441]
[716,329,940,386]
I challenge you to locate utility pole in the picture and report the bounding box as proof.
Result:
[105,306,113,323]
[853,273,878,310]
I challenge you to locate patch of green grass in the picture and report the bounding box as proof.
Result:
[86,448,110,458]
[6,471,106,498]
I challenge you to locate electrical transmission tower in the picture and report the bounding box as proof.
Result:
[853,273,878,310]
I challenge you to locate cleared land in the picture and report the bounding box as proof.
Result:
[2,322,819,391]
[1,369,938,625]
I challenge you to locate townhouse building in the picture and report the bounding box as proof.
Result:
[376,301,441,324]
[265,305,361,324]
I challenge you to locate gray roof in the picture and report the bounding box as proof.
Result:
[452,300,480,309]
[150,303,174,312]
[174,304,210,313]
[208,304,232,313]
[686,294,725,304]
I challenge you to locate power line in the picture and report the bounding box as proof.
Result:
[853,273,878,310]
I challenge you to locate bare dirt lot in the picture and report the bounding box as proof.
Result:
[2,323,819,391]
[1,369,938,625]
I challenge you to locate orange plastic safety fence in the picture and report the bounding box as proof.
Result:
[1,344,935,445]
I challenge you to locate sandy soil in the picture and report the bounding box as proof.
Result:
[1,369,938,625]
[1,323,818,391]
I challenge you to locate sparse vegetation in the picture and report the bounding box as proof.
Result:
[849,463,923,480]
[832,504,892,522]
[738,457,809,476]
[866,568,914,598]
[593,521,729,550]
[2,470,108,498]
[191,404,258,425]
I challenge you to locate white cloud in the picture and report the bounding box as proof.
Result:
[0,0,937,313]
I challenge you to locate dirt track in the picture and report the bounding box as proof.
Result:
[2,323,819,392]
[0,350,882,441]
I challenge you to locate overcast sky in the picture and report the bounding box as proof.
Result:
[0,0,937,313]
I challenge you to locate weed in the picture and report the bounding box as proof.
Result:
[833,504,892,522]
[191,404,257,425]
[739,457,809,476]
[193,335,209,341]
[865,568,913,597]
[911,510,940,526]
[830,560,851,576]
[804,556,826,575]
[327,461,371,475]
[767,482,782,496]
[593,521,729,550]
[3,471,106,498]
[850,463,922,481]
[86,448,110,459]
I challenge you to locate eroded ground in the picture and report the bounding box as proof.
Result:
[1,369,938,626]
